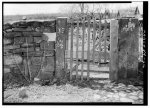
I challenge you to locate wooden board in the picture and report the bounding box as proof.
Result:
[75,19,79,79]
[70,18,74,80]
[104,20,107,63]
[92,18,96,63]
[109,20,118,81]
[81,18,85,80]
[65,50,110,62]
[98,17,102,64]
[87,17,91,80]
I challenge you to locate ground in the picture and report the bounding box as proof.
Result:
[4,79,143,104]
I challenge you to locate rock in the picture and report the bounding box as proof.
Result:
[103,85,108,89]
[139,93,143,99]
[138,99,143,104]
[128,85,139,90]
[19,87,28,99]
[7,86,13,89]
[34,77,40,81]
[4,55,22,65]
[132,87,139,91]
[130,91,138,96]
[118,83,126,87]
[107,92,114,95]
[107,94,113,98]
[120,97,134,102]
[118,87,126,91]
[113,86,120,90]
[128,85,134,89]
[4,93,12,99]
[94,90,100,93]
[104,98,111,102]
[4,68,11,73]
[119,92,127,97]
[99,90,107,96]
[113,89,118,93]
[4,38,12,45]
[129,95,138,100]
[112,94,119,99]
[93,94,101,101]
[137,86,143,91]
[125,89,132,93]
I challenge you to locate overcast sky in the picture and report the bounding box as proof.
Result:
[4,2,143,15]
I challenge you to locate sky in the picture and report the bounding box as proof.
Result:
[3,2,143,15]
[4,4,64,15]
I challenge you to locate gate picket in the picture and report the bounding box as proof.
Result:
[76,18,79,79]
[87,16,91,80]
[99,15,102,65]
[70,18,74,80]
[93,17,96,63]
[81,17,85,81]
[104,15,107,63]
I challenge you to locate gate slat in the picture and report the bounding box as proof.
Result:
[104,17,107,63]
[93,17,96,63]
[99,15,102,65]
[70,18,74,80]
[87,16,90,80]
[76,18,79,79]
[65,21,69,75]
[81,17,85,81]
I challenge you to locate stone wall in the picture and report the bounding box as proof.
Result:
[110,18,140,81]
[4,20,56,82]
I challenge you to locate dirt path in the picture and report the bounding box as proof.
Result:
[4,81,143,104]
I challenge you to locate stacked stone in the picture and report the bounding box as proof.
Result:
[4,20,56,81]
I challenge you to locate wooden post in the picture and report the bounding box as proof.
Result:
[110,20,118,81]
[55,17,68,80]
[118,18,139,79]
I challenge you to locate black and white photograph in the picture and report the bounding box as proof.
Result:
[2,0,148,105]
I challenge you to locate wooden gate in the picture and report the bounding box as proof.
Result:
[64,16,142,81]
[55,7,142,82]
[65,15,110,81]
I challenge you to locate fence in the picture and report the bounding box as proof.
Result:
[3,14,143,83]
